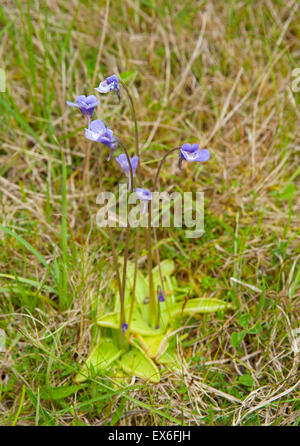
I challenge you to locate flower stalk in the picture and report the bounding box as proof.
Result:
[119,79,140,159]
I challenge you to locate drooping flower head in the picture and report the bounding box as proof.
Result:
[115,154,139,189]
[66,94,99,120]
[179,143,210,169]
[135,187,152,215]
[136,188,152,202]
[95,74,120,101]
[85,119,117,160]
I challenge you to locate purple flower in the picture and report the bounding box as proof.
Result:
[85,119,117,160]
[136,188,152,202]
[66,95,99,119]
[136,187,152,215]
[115,154,139,176]
[121,322,128,333]
[95,74,120,101]
[179,143,210,169]
[115,154,138,189]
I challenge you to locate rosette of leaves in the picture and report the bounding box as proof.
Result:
[74,260,233,384]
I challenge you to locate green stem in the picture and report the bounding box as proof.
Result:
[115,137,134,194]
[120,80,141,333]
[152,146,181,327]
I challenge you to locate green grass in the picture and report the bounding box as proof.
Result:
[0,0,299,426]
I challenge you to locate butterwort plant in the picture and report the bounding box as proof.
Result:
[67,74,233,384]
